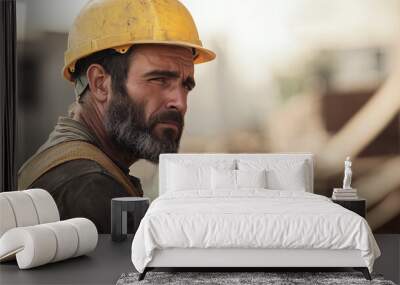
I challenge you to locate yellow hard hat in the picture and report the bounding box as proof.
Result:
[63,0,216,82]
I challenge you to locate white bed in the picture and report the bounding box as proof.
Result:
[131,153,380,280]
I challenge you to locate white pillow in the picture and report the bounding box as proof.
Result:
[167,162,211,191]
[238,159,309,191]
[211,168,236,190]
[211,169,268,190]
[166,159,236,191]
[236,169,267,188]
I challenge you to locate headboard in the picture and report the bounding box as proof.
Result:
[159,153,314,195]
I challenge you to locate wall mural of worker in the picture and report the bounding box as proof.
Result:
[17,0,216,233]
[15,1,400,234]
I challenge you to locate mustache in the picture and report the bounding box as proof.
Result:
[148,110,184,130]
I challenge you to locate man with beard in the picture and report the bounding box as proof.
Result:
[17,0,215,233]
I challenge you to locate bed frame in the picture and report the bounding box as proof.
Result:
[139,153,371,280]
[141,248,370,280]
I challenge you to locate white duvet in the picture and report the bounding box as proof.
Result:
[131,190,380,273]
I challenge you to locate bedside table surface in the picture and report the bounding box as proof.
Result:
[112,197,150,202]
[331,198,366,201]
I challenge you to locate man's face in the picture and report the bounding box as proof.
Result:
[104,45,195,163]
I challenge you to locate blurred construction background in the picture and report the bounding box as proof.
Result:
[16,0,400,233]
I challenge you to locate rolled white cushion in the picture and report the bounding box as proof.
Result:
[0,189,60,239]
[0,191,39,227]
[42,221,79,262]
[0,226,57,269]
[0,196,17,237]
[65,218,98,257]
[25,189,60,224]
[0,218,98,269]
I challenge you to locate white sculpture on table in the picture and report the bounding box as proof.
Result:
[342,156,352,189]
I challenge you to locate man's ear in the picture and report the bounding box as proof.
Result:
[86,64,112,113]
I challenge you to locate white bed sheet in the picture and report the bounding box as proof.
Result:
[131,190,380,273]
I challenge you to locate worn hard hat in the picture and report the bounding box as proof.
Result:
[63,0,216,82]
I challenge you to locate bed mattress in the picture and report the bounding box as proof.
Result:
[131,189,380,273]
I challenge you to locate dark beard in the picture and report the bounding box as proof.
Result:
[104,95,184,163]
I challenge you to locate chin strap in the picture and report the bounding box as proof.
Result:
[74,75,89,103]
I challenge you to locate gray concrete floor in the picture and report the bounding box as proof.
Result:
[0,235,135,284]
[374,234,400,284]
[0,234,398,284]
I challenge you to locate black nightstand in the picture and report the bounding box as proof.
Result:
[111,197,150,242]
[331,198,366,218]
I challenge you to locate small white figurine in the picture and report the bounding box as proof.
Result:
[342,156,352,189]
